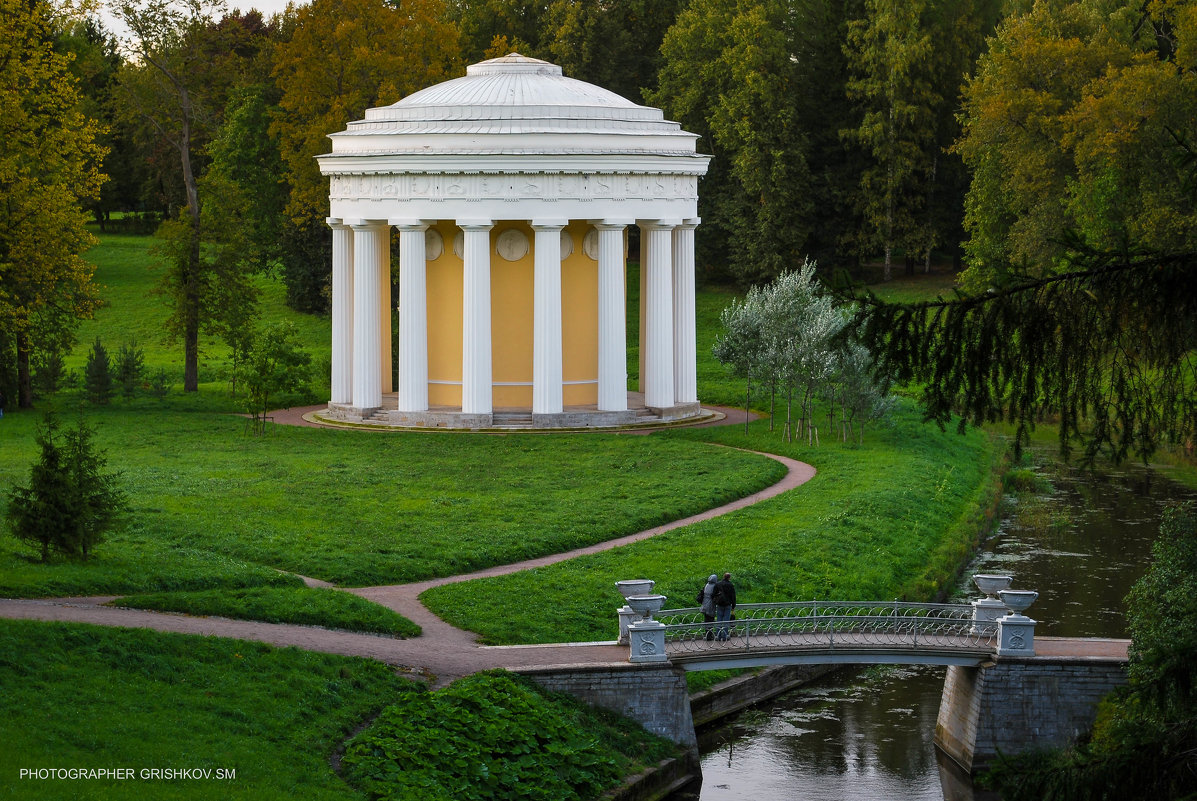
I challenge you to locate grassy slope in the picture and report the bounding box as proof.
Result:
[0,620,415,801]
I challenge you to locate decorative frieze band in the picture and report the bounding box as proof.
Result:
[328,172,699,204]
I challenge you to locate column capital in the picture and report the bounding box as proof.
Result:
[349,219,389,232]
[389,219,432,231]
[457,219,494,231]
[638,219,682,231]
[530,219,568,231]
[677,218,701,231]
[326,216,346,228]
[589,219,634,230]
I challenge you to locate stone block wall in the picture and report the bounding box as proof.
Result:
[518,663,697,750]
[936,657,1128,773]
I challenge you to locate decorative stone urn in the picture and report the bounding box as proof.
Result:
[616,579,656,599]
[974,574,1013,598]
[627,593,669,664]
[997,589,1039,657]
[625,594,667,622]
[970,574,1013,636]
[616,580,656,645]
[998,589,1038,615]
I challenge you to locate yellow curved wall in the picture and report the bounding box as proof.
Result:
[423,220,601,410]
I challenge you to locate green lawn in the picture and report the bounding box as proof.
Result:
[0,403,781,594]
[111,586,423,638]
[423,400,1001,644]
[0,620,416,801]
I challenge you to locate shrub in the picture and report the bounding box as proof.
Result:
[6,412,128,561]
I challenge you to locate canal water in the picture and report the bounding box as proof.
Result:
[671,461,1195,801]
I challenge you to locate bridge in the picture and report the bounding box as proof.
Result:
[534,578,1126,775]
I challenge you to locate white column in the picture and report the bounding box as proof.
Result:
[532,220,565,415]
[460,221,494,415]
[351,221,387,411]
[379,233,392,395]
[394,221,429,412]
[596,222,628,411]
[672,219,699,405]
[328,218,353,405]
[641,221,676,409]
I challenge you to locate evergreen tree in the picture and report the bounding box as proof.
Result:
[84,337,113,404]
[115,339,144,398]
[6,413,127,561]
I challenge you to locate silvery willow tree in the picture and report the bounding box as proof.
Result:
[715,261,894,443]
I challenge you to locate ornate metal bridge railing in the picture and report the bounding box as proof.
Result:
[617,576,1039,665]
[655,601,996,656]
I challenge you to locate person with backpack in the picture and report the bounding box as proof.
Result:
[713,572,737,641]
[696,574,718,641]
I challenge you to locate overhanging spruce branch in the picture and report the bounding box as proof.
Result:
[846,245,1197,463]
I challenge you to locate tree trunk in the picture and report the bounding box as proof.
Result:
[16,330,32,408]
[180,99,201,393]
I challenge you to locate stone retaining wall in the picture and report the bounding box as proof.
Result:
[936,656,1128,773]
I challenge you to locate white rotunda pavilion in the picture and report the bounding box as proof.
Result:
[317,54,711,428]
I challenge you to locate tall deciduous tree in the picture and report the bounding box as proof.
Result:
[653,0,861,284]
[0,0,107,408]
[270,0,460,312]
[954,0,1197,290]
[842,0,937,281]
[113,0,222,392]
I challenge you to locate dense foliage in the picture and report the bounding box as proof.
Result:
[341,670,676,801]
[856,0,1197,464]
[984,504,1197,800]
[0,0,106,408]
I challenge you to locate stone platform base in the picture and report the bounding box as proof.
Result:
[319,396,717,431]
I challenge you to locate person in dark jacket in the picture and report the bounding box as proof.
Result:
[713,572,737,641]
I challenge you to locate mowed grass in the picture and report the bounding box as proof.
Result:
[0,404,781,593]
[110,587,422,638]
[69,234,332,378]
[422,401,1002,645]
[0,620,417,801]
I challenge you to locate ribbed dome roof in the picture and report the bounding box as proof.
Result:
[342,53,686,143]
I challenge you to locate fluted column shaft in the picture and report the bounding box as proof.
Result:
[328,219,353,405]
[532,221,565,414]
[461,222,494,415]
[672,220,699,404]
[379,234,392,395]
[395,222,429,412]
[596,222,627,411]
[642,221,676,409]
[351,221,387,411]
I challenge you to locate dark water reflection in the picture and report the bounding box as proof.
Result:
[673,462,1195,801]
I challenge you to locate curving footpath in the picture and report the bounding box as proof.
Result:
[0,407,816,686]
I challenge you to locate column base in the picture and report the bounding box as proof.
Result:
[326,402,383,423]
[646,401,701,420]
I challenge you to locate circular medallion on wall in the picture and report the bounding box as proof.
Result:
[453,231,464,259]
[560,229,574,260]
[496,229,530,261]
[582,229,599,261]
[425,229,444,261]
